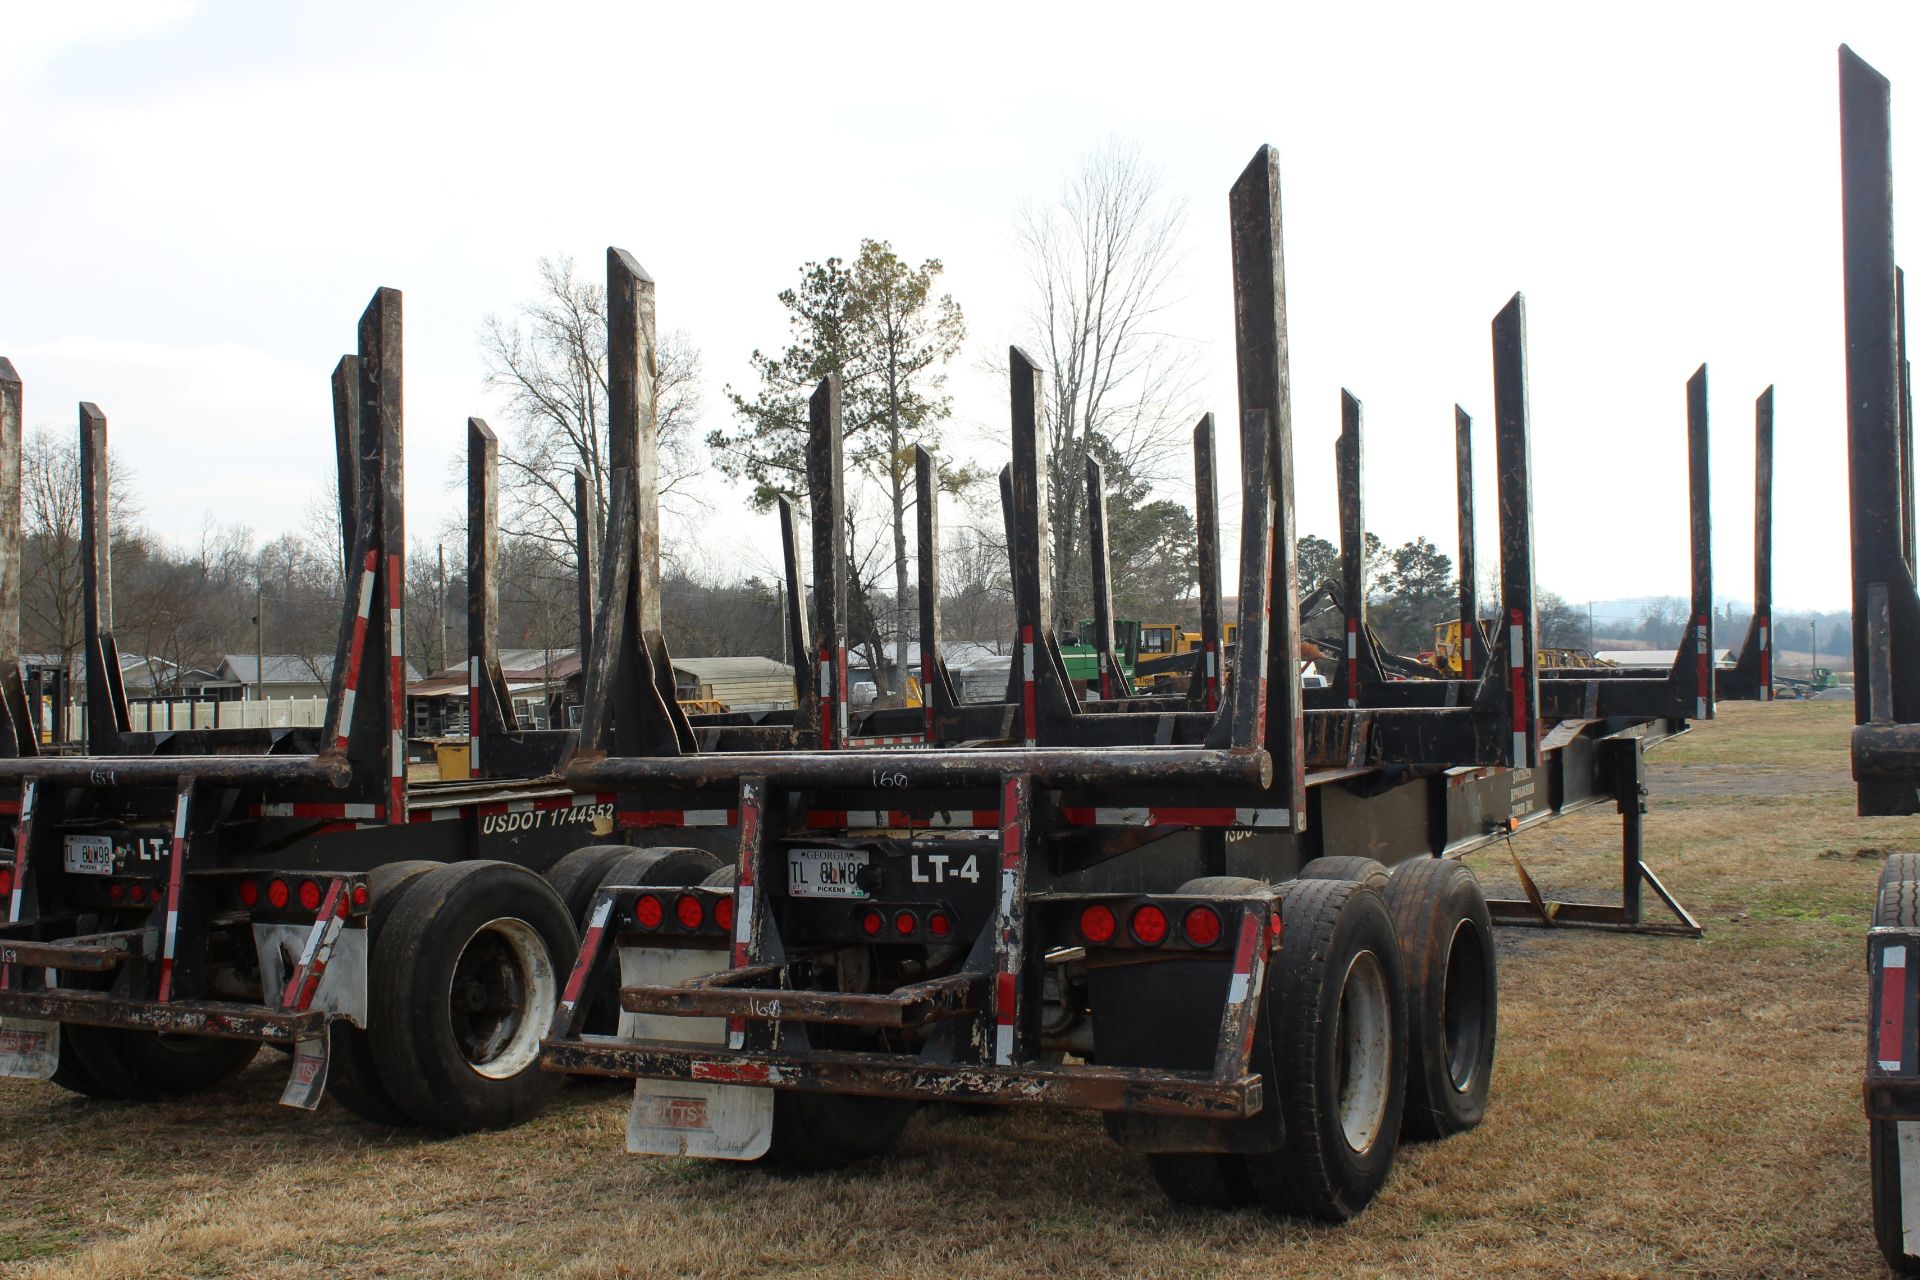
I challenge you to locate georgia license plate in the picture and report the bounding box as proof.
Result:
[62,834,114,876]
[786,847,868,898]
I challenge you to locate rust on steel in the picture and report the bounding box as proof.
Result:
[779,495,815,713]
[1190,414,1223,710]
[621,973,984,1029]
[809,375,847,749]
[1337,389,1364,707]
[1686,365,1715,720]
[1085,455,1130,701]
[467,419,516,770]
[78,402,128,752]
[0,359,32,758]
[1490,293,1540,768]
[330,356,359,576]
[1454,405,1484,681]
[575,466,597,665]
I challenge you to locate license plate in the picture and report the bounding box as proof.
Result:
[62,835,114,876]
[787,847,868,898]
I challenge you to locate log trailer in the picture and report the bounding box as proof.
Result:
[1837,44,1920,1278]
[0,284,752,1130]
[539,143,1727,1218]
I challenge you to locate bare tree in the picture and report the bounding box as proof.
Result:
[1015,141,1199,621]
[480,255,705,561]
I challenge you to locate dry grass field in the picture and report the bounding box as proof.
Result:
[0,700,1906,1278]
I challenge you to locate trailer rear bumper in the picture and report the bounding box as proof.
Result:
[0,988,325,1042]
[540,1035,1262,1118]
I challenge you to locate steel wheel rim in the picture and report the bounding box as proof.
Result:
[1442,917,1489,1091]
[446,917,556,1079]
[1335,948,1392,1153]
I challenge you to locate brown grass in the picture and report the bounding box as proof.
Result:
[0,700,1903,1278]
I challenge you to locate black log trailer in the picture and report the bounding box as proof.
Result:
[0,290,662,1130]
[1837,44,1920,1279]
[539,143,1727,1219]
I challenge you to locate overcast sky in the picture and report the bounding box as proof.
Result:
[3,2,1916,623]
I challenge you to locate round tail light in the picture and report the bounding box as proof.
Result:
[1182,905,1223,948]
[860,909,885,937]
[713,895,734,933]
[634,894,663,929]
[266,878,290,909]
[894,911,918,937]
[1078,903,1117,946]
[351,884,370,908]
[1130,903,1169,946]
[0,868,12,897]
[236,878,259,907]
[109,881,127,902]
[675,894,704,930]
[297,880,323,912]
[927,911,952,939]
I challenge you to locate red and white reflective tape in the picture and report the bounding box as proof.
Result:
[846,734,927,749]
[1203,641,1219,711]
[1221,909,1267,1068]
[817,643,834,750]
[993,776,1028,1066]
[559,895,613,1022]
[7,781,31,922]
[1758,616,1772,700]
[468,656,482,772]
[387,552,406,825]
[1021,625,1037,747]
[1058,805,1291,829]
[922,656,937,741]
[335,550,379,751]
[407,807,462,824]
[803,808,999,830]
[254,801,383,821]
[281,878,347,1011]
[155,788,192,1003]
[729,781,764,1049]
[1507,608,1529,764]
[1695,615,1711,719]
[1345,616,1360,707]
[1882,944,1909,1072]
[616,808,736,829]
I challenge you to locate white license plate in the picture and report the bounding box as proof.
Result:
[62,835,114,876]
[787,847,868,898]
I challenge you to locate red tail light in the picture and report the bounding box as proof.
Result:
[109,881,127,902]
[129,884,148,905]
[351,884,369,908]
[297,880,322,912]
[675,894,704,930]
[713,895,734,933]
[0,868,12,897]
[860,909,885,937]
[336,890,352,919]
[927,911,952,939]
[1079,904,1117,946]
[266,878,290,909]
[1182,905,1223,948]
[236,878,259,907]
[1130,904,1169,946]
[634,894,663,929]
[894,911,918,937]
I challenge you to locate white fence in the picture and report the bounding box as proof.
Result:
[113,698,330,733]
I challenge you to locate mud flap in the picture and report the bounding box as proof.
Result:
[619,945,772,1160]
[279,1035,330,1110]
[0,1018,57,1081]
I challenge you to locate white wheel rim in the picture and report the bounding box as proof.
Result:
[445,917,557,1080]
[1335,948,1392,1153]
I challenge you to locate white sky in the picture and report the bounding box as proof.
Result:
[2,2,1916,619]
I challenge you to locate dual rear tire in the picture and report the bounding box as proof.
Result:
[1146,857,1496,1220]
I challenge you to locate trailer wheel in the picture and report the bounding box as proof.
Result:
[369,861,577,1132]
[327,859,441,1126]
[545,844,639,923]
[49,1035,123,1099]
[1871,854,1920,1274]
[1242,878,1407,1221]
[1298,856,1390,895]
[1382,858,1496,1141]
[601,846,724,892]
[1143,874,1270,1209]
[63,1024,260,1101]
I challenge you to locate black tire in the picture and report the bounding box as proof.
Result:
[63,1023,260,1101]
[545,844,640,923]
[1872,854,1920,1274]
[369,861,578,1132]
[1298,856,1391,895]
[1144,874,1270,1209]
[601,846,724,892]
[48,970,126,1099]
[1243,879,1407,1222]
[327,859,442,1125]
[767,1090,916,1171]
[1383,858,1496,1141]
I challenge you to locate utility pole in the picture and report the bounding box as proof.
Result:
[437,544,448,674]
[252,586,264,703]
[1812,617,1819,677]
[1587,601,1595,652]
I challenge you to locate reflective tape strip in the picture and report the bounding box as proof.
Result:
[334,553,379,750]
[616,809,737,828]
[802,809,999,830]
[256,801,382,820]
[993,777,1028,1066]
[281,879,347,1011]
[468,656,482,772]
[156,789,193,1003]
[1346,617,1359,707]
[1057,806,1291,829]
[1695,617,1711,719]
[8,781,32,921]
[1882,945,1909,1072]
[1508,613,1528,762]
[560,897,613,1014]
[1021,625,1037,747]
